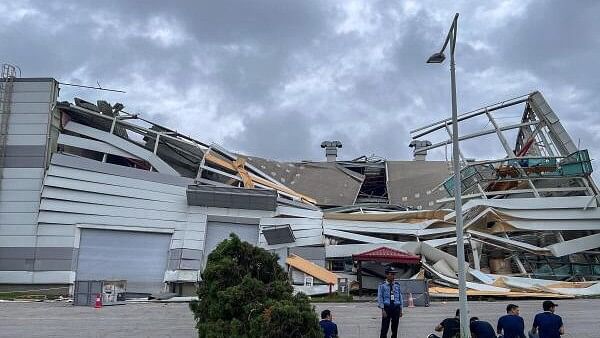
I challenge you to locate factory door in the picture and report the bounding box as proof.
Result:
[76,229,171,294]
[203,221,259,265]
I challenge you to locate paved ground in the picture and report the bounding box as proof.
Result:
[0,299,598,337]
[0,301,195,338]
[314,299,599,338]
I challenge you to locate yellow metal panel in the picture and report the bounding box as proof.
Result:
[286,254,338,285]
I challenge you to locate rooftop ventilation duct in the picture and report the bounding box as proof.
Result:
[409,140,432,161]
[321,140,342,162]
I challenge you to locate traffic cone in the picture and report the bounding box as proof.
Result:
[408,293,415,308]
[94,293,102,308]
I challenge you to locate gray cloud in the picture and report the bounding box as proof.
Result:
[1,0,599,168]
[224,108,317,161]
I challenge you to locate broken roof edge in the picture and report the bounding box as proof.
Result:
[57,101,211,150]
[58,98,320,206]
[277,197,322,211]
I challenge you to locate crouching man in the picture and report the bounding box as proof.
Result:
[428,309,460,338]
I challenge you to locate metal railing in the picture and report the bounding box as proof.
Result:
[442,150,593,197]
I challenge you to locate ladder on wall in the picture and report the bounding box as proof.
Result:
[0,63,18,186]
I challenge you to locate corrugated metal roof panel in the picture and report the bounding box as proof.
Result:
[386,161,450,209]
[246,157,363,207]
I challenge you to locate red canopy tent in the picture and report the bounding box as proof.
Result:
[352,247,421,295]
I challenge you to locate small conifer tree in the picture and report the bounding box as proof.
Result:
[190,234,321,338]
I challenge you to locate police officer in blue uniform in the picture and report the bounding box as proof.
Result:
[377,266,403,338]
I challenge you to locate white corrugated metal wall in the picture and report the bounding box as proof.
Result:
[30,153,273,290]
[0,79,58,284]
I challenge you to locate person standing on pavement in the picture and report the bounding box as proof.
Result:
[497,304,526,338]
[319,309,339,338]
[377,266,403,338]
[531,301,564,338]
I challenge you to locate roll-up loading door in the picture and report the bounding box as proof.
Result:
[76,229,171,294]
[204,221,259,263]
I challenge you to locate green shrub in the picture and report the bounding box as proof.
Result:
[190,234,321,338]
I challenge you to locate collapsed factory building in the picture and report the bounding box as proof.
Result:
[1,74,599,299]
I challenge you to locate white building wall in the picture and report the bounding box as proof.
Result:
[0,79,58,284]
[9,152,274,287]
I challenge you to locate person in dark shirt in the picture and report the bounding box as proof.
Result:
[470,317,496,338]
[531,301,564,338]
[319,309,339,338]
[428,309,460,338]
[497,304,526,338]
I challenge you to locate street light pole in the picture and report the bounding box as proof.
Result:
[427,13,470,338]
[448,15,470,338]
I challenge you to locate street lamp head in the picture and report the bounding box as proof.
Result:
[427,52,446,64]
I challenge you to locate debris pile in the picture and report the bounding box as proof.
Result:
[268,92,600,298]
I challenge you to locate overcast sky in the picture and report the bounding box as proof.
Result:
[2,0,600,164]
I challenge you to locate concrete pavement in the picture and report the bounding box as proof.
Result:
[0,299,598,337]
